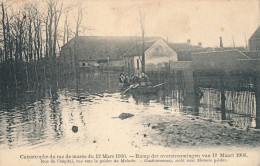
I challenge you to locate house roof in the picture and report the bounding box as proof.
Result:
[176,47,213,61]
[249,26,260,41]
[177,47,213,54]
[191,49,250,60]
[168,43,202,52]
[62,36,161,60]
[242,51,260,59]
[213,47,246,52]
[123,40,158,57]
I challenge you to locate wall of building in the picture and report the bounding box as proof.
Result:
[145,39,178,64]
[79,61,99,67]
[191,50,249,71]
[130,39,178,72]
[249,38,260,51]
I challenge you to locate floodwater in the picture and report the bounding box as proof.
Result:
[0,71,260,151]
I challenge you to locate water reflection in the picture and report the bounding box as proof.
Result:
[0,70,259,149]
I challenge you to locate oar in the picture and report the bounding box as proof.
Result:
[153,83,165,88]
[123,84,139,93]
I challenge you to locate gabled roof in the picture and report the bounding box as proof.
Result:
[168,43,201,52]
[213,47,245,52]
[242,51,260,59]
[177,47,213,54]
[61,36,161,60]
[123,40,158,57]
[176,47,213,61]
[249,26,260,41]
[191,49,250,60]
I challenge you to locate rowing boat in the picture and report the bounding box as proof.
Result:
[123,83,165,94]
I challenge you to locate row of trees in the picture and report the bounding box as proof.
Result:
[0,0,83,92]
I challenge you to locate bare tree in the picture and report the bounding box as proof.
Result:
[48,0,53,59]
[63,8,69,45]
[1,2,8,62]
[52,1,63,58]
[0,0,84,92]
[139,9,146,73]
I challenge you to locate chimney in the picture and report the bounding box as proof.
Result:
[187,39,191,44]
[198,42,202,47]
[220,37,223,48]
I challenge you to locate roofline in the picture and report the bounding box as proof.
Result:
[237,49,250,59]
[191,49,247,55]
[176,47,211,53]
[123,40,159,57]
[61,36,163,49]
[249,26,260,40]
[77,35,163,39]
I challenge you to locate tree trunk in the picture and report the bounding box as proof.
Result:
[1,3,8,62]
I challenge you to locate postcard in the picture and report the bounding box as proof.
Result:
[0,0,259,165]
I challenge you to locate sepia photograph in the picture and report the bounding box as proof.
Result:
[0,0,260,165]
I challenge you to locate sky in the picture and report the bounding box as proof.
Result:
[6,0,260,48]
[79,0,259,47]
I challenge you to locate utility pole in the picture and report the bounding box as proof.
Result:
[139,10,145,73]
[232,35,235,48]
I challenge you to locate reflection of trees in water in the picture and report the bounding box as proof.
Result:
[0,81,65,148]
[2,99,49,148]
[5,112,15,148]
[49,87,63,140]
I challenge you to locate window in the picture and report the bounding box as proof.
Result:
[82,62,85,67]
[137,59,139,69]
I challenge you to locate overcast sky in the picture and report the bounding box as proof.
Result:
[74,0,258,48]
[8,0,260,48]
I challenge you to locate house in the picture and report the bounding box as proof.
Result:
[175,47,214,61]
[168,40,210,61]
[249,26,260,51]
[60,36,159,71]
[124,38,178,72]
[213,47,246,52]
[191,49,250,71]
[168,40,202,52]
[242,51,260,59]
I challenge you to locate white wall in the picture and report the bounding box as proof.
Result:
[133,39,178,70]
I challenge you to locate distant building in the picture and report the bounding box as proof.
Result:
[168,40,202,52]
[60,36,159,71]
[249,26,260,51]
[242,51,260,59]
[124,39,178,72]
[168,40,207,61]
[175,47,214,61]
[213,47,246,52]
[191,49,250,71]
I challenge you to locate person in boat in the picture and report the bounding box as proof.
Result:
[119,73,125,87]
[140,72,151,86]
[124,74,131,87]
[130,74,140,85]
[119,73,125,83]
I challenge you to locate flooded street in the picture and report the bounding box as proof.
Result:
[1,71,260,152]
